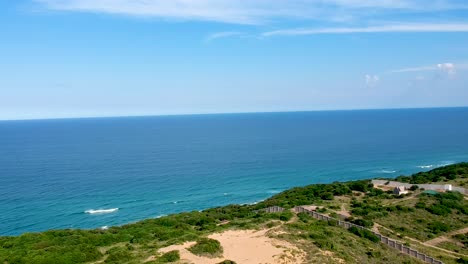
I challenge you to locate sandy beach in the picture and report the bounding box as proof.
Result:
[153,229,305,264]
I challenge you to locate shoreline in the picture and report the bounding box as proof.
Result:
[2,163,467,238]
[1,162,466,264]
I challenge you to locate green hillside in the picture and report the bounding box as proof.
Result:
[1,163,467,264]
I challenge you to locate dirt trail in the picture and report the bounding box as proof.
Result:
[375,223,467,258]
[338,204,351,218]
[425,227,468,246]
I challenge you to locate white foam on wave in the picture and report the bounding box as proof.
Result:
[417,165,434,169]
[437,162,454,167]
[417,162,454,169]
[85,208,119,215]
[380,170,396,174]
[101,226,109,230]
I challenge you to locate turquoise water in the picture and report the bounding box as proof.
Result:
[1,108,468,235]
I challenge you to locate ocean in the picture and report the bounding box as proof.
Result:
[1,108,468,236]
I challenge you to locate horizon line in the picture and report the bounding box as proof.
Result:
[1,106,468,122]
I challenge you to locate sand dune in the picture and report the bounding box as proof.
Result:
[155,229,305,264]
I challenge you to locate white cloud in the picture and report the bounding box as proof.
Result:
[437,62,456,76]
[35,0,468,24]
[390,65,438,73]
[205,31,243,42]
[390,62,464,76]
[365,74,379,87]
[262,23,468,37]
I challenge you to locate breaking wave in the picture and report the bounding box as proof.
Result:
[417,162,454,169]
[417,165,434,169]
[85,208,119,215]
[379,170,396,174]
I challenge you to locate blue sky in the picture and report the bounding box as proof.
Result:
[1,0,468,120]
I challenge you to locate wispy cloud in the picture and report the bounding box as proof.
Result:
[390,65,439,73]
[390,62,461,75]
[262,23,468,37]
[35,0,468,24]
[365,74,380,87]
[389,62,468,82]
[205,31,243,42]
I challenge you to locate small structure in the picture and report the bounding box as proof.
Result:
[444,184,452,191]
[393,186,409,195]
[423,190,439,196]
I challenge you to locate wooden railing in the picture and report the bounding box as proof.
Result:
[259,206,444,264]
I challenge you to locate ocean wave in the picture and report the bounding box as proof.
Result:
[437,162,454,167]
[417,162,454,169]
[417,165,433,169]
[85,208,119,215]
[266,190,281,194]
[379,170,396,174]
[101,226,109,230]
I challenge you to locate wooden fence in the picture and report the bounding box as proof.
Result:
[260,206,444,264]
[255,205,285,213]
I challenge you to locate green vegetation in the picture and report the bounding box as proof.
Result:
[156,250,180,263]
[279,213,419,263]
[217,260,237,264]
[348,226,380,243]
[188,238,223,257]
[0,163,466,263]
[395,162,468,184]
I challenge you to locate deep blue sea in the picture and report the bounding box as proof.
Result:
[1,108,468,236]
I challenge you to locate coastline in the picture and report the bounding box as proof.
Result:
[0,162,467,264]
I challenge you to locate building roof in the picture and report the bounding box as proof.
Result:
[423,190,439,195]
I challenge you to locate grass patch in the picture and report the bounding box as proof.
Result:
[188,238,223,258]
[156,250,180,263]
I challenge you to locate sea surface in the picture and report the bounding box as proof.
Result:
[1,108,468,236]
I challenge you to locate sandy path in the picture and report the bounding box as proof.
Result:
[337,204,351,218]
[374,223,467,258]
[425,227,468,246]
[154,229,305,264]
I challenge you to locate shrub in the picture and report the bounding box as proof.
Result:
[297,212,311,223]
[279,211,293,221]
[415,202,426,209]
[426,204,451,216]
[105,247,132,263]
[217,260,237,264]
[348,227,379,243]
[427,222,449,234]
[158,250,180,263]
[350,219,374,228]
[188,238,223,257]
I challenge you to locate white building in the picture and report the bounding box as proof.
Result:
[393,186,409,195]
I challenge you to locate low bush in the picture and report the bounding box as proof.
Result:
[348,226,380,243]
[105,247,132,263]
[157,250,180,263]
[188,238,223,257]
[217,260,237,264]
[350,219,374,228]
[427,221,450,234]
